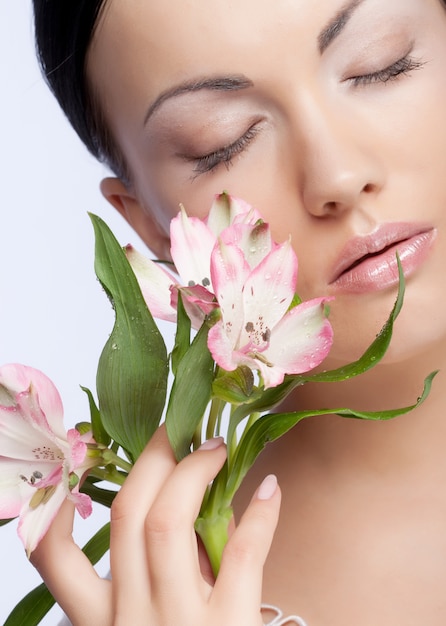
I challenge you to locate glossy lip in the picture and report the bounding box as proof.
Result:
[329,223,437,294]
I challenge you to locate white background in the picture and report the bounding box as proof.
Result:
[0,2,166,622]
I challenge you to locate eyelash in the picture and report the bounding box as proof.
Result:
[189,124,260,177]
[350,54,425,87]
[186,54,423,177]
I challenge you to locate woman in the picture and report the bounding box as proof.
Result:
[31,0,446,624]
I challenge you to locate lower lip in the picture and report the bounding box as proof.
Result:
[330,230,437,294]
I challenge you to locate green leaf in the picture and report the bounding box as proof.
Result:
[80,385,111,446]
[166,323,215,460]
[0,517,15,527]
[287,292,302,310]
[171,294,191,376]
[90,214,169,462]
[226,371,437,498]
[80,476,117,508]
[4,522,111,626]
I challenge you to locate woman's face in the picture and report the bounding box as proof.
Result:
[88,0,446,364]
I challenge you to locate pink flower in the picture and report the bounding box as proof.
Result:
[0,364,94,556]
[126,193,261,327]
[208,220,334,388]
[126,192,333,388]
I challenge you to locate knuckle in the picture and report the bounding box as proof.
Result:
[223,534,258,567]
[110,490,131,523]
[144,505,183,539]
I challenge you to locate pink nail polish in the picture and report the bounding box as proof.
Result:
[198,436,224,451]
[257,474,278,500]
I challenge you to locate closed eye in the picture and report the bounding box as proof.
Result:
[349,54,425,87]
[183,123,261,178]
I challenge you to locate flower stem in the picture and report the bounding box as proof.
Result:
[195,506,233,576]
[89,467,127,486]
[101,449,133,472]
[206,397,225,439]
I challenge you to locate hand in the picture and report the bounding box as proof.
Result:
[31,425,281,626]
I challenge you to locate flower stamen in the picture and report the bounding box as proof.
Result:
[29,485,57,510]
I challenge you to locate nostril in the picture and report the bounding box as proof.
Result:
[322,201,339,212]
[363,183,374,193]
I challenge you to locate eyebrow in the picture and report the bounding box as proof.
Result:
[143,75,254,126]
[318,0,367,54]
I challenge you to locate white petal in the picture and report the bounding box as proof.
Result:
[0,405,62,462]
[0,459,39,517]
[170,208,216,287]
[265,298,333,375]
[126,245,177,322]
[18,482,66,555]
[206,193,232,235]
[220,221,273,270]
[0,364,66,439]
[240,240,297,347]
[210,240,250,346]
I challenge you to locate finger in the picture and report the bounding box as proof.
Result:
[110,425,177,613]
[212,474,281,617]
[31,499,112,626]
[146,438,227,610]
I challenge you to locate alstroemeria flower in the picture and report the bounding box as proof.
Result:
[126,192,333,387]
[126,193,262,327]
[0,364,95,555]
[208,220,334,388]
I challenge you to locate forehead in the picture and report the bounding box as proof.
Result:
[89,0,342,105]
[86,0,419,163]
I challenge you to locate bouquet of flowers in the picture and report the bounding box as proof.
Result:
[0,193,436,625]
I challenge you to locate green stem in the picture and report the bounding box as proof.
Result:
[101,449,133,472]
[227,405,241,469]
[195,506,233,577]
[206,397,225,440]
[245,411,261,431]
[89,467,127,486]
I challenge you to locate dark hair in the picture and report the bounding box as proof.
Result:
[32,0,129,182]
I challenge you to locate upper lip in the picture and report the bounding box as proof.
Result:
[328,222,434,284]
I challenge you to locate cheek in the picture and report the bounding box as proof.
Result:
[130,128,301,231]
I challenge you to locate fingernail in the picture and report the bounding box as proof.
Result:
[257,474,278,500]
[198,437,224,451]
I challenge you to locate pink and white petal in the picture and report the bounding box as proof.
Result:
[179,284,217,314]
[170,208,216,287]
[206,193,233,235]
[227,195,263,224]
[0,407,61,462]
[0,459,37,518]
[254,360,287,389]
[15,386,64,443]
[210,240,250,340]
[241,239,297,338]
[220,221,273,270]
[0,365,66,439]
[36,464,63,489]
[125,245,177,322]
[68,485,92,519]
[18,481,66,555]
[66,429,88,469]
[208,322,240,371]
[178,285,218,329]
[265,298,334,375]
[206,193,259,235]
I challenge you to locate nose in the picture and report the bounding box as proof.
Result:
[297,97,385,217]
